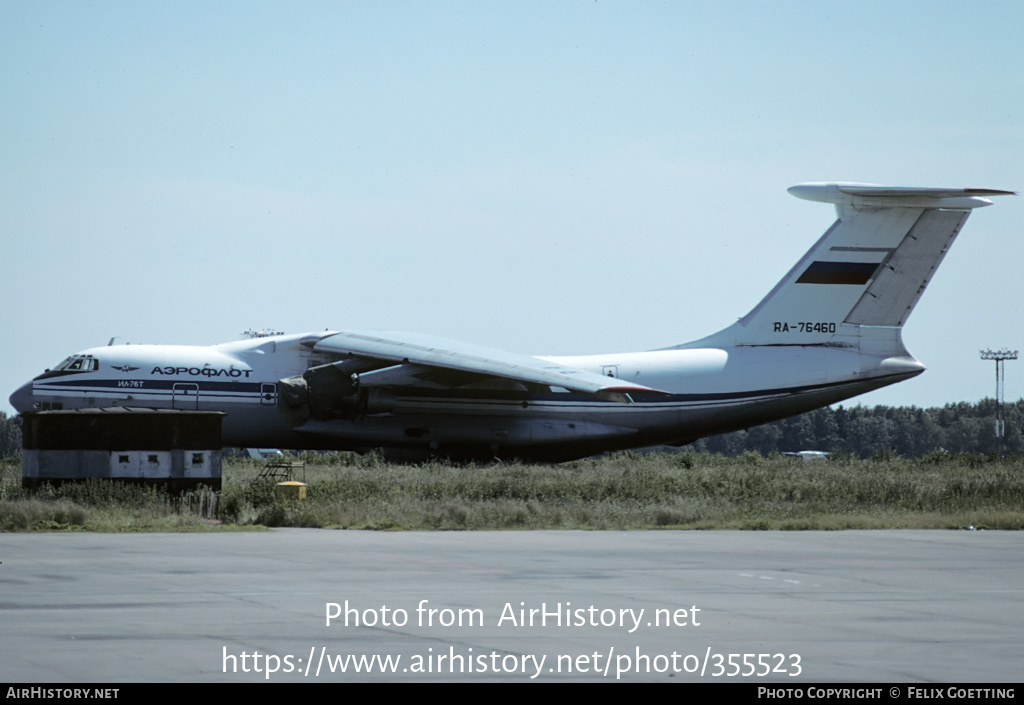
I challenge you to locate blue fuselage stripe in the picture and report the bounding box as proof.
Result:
[34,374,900,407]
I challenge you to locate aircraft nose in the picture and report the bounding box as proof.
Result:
[9,381,34,414]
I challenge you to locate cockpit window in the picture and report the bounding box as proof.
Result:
[53,355,99,372]
[35,354,100,381]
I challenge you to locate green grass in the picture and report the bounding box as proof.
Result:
[2,451,1023,532]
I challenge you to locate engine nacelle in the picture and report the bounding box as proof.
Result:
[278,360,396,425]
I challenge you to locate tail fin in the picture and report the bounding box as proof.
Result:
[679,183,1013,350]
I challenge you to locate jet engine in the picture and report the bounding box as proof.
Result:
[278,360,396,426]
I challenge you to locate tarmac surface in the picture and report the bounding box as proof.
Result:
[0,529,1020,682]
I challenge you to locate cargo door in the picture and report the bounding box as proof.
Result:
[172,382,199,410]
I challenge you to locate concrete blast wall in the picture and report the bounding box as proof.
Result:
[21,408,224,492]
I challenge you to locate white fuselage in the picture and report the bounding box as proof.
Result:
[11,332,920,461]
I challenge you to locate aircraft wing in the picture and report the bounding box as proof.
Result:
[312,330,661,397]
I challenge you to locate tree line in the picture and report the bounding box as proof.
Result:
[0,412,22,459]
[2,400,1022,460]
[686,399,1024,458]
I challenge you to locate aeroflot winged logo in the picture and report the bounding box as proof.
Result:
[110,364,139,373]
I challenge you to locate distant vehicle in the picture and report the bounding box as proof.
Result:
[10,183,1013,461]
[246,448,284,460]
[784,451,830,461]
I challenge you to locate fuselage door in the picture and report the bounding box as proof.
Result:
[172,382,199,410]
[260,383,277,405]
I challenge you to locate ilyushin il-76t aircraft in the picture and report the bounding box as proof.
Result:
[10,183,1013,461]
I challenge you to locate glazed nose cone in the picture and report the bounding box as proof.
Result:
[9,381,34,414]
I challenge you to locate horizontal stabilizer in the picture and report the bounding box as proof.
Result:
[789,183,1014,210]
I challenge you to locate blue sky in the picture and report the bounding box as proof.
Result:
[3,1,1023,414]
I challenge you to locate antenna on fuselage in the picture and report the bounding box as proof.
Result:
[241,329,285,339]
